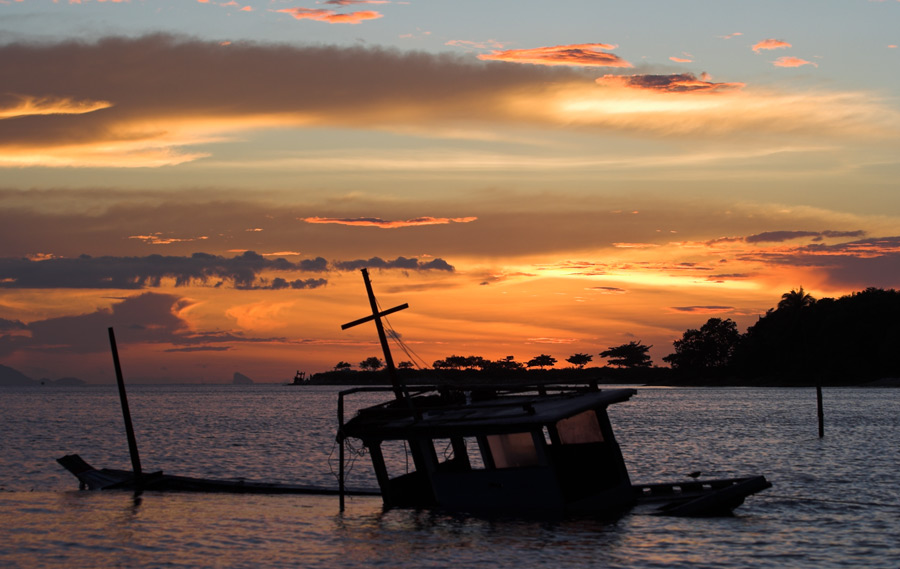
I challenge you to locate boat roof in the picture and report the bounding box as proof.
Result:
[341,387,636,441]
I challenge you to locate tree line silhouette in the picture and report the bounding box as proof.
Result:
[321,287,899,385]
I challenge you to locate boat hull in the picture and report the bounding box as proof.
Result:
[633,475,772,516]
[57,454,379,496]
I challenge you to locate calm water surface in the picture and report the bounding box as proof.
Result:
[1,385,898,568]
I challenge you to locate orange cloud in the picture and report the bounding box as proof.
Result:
[596,73,744,93]
[0,94,112,119]
[226,300,295,332]
[478,43,633,68]
[612,243,658,248]
[773,56,818,68]
[753,39,791,53]
[302,216,477,228]
[323,0,390,4]
[128,233,209,245]
[669,56,693,63]
[720,32,743,40]
[276,7,383,24]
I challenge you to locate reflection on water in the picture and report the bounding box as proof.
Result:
[2,385,900,568]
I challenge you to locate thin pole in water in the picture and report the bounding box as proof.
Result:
[338,392,345,512]
[816,386,824,438]
[108,327,143,478]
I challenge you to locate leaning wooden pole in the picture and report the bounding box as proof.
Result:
[361,268,403,399]
[341,268,410,402]
[108,327,143,478]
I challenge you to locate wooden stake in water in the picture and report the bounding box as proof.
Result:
[337,393,345,512]
[109,327,143,478]
[816,386,824,438]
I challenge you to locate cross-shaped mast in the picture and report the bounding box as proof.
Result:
[341,268,410,400]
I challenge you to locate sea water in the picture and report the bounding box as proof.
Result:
[1,384,898,568]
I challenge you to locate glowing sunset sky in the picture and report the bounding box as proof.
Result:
[1,0,899,383]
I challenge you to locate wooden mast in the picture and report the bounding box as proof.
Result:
[108,327,143,480]
[341,268,410,400]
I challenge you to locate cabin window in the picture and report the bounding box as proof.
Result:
[380,439,413,479]
[465,437,486,469]
[542,426,553,445]
[556,410,604,445]
[486,432,540,469]
[433,438,455,462]
[432,437,485,471]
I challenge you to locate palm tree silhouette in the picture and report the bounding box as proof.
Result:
[778,287,816,312]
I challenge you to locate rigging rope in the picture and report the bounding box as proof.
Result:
[378,299,429,370]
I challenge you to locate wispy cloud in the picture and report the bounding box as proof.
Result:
[587,286,627,294]
[302,216,477,228]
[612,243,659,248]
[744,230,864,243]
[478,43,633,68]
[275,7,383,24]
[323,0,390,4]
[0,94,112,119]
[773,56,818,68]
[669,305,734,313]
[129,233,209,245]
[446,39,507,50]
[596,72,744,93]
[1,35,896,168]
[753,39,792,53]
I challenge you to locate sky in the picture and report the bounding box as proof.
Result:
[1,0,899,383]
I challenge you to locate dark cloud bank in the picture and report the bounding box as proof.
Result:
[0,292,266,357]
[0,33,591,148]
[0,251,454,290]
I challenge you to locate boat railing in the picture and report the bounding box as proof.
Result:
[337,381,604,423]
[338,380,600,408]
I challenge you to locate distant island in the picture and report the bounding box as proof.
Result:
[301,366,898,388]
[0,364,86,387]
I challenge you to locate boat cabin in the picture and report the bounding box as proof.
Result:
[339,384,638,515]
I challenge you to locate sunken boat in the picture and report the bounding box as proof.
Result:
[336,268,771,517]
[58,268,770,517]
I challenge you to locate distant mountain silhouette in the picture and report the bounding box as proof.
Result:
[0,364,34,386]
[233,372,255,385]
[0,364,86,386]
